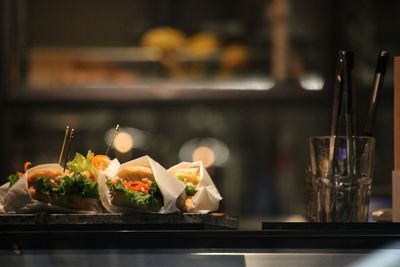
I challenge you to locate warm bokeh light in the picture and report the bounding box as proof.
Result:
[180,137,230,167]
[192,146,215,168]
[300,74,325,91]
[113,132,134,153]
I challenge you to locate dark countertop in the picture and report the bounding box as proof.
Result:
[1,219,400,250]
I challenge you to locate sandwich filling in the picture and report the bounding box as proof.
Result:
[5,151,107,200]
[106,165,163,212]
[33,151,102,199]
[170,167,200,196]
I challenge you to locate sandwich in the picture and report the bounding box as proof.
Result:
[106,165,163,212]
[169,166,200,212]
[34,152,103,210]
[23,151,107,210]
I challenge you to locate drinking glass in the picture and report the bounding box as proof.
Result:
[307,136,375,222]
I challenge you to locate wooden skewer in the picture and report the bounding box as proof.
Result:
[395,58,400,171]
[106,124,120,156]
[63,128,75,172]
[58,126,70,165]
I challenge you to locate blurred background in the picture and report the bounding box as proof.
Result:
[0,0,398,228]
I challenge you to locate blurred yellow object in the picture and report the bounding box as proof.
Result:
[221,44,249,70]
[186,32,219,59]
[141,27,186,77]
[218,44,249,78]
[141,27,186,50]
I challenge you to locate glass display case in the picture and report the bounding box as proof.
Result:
[1,0,399,228]
[10,0,331,90]
[3,1,400,266]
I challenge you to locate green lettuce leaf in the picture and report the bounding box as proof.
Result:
[176,176,198,196]
[67,151,98,177]
[33,176,53,195]
[33,173,99,198]
[7,174,20,186]
[107,179,163,211]
[185,185,197,196]
[54,173,99,198]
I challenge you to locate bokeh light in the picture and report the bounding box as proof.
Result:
[113,132,134,153]
[192,146,215,168]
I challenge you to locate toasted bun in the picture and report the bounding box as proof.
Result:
[28,187,38,199]
[170,167,200,185]
[182,196,193,212]
[34,192,96,210]
[28,168,62,180]
[27,168,63,184]
[117,165,154,181]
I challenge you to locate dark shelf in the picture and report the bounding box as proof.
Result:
[4,83,329,108]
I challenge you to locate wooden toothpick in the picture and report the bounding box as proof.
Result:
[58,126,70,165]
[63,128,75,172]
[106,124,120,156]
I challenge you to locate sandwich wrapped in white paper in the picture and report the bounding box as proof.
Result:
[168,161,222,213]
[99,156,186,214]
[3,163,102,213]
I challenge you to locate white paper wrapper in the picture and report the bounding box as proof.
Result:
[99,156,186,214]
[3,163,103,214]
[0,182,10,213]
[168,161,222,213]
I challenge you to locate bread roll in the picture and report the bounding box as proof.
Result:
[141,27,186,50]
[186,32,219,59]
[170,167,200,185]
[117,165,154,181]
[35,192,95,210]
[27,168,63,185]
[183,196,193,212]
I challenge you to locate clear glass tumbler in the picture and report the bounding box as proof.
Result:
[307,136,375,222]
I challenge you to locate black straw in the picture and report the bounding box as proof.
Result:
[330,52,345,136]
[342,51,356,177]
[328,51,346,176]
[343,51,356,136]
[363,51,389,136]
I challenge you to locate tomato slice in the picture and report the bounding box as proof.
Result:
[92,155,110,171]
[123,181,151,194]
[24,161,32,172]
